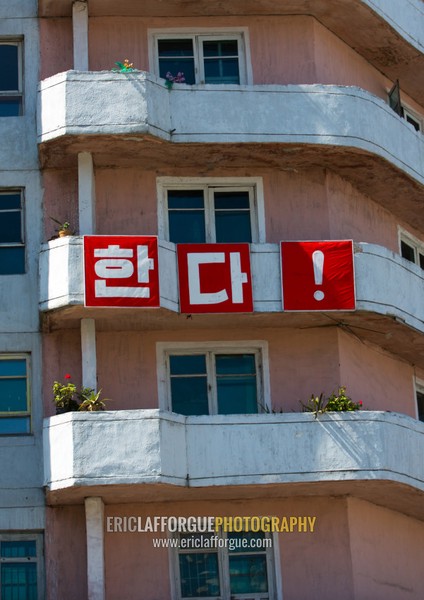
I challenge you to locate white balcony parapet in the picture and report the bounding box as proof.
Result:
[43,409,424,493]
[38,73,424,188]
[39,239,424,335]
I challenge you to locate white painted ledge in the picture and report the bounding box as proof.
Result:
[37,73,424,187]
[43,409,424,492]
[39,239,424,335]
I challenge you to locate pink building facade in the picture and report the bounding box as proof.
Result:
[1,1,424,599]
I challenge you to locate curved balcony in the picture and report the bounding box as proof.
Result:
[38,73,424,227]
[38,0,424,105]
[43,409,424,518]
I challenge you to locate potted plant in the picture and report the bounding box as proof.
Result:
[52,375,109,414]
[50,217,73,237]
[301,386,362,417]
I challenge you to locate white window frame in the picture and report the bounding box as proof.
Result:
[157,177,265,244]
[0,40,23,114]
[398,227,424,269]
[0,354,31,434]
[157,341,270,414]
[148,28,253,85]
[0,533,43,600]
[402,105,422,133]
[170,528,278,600]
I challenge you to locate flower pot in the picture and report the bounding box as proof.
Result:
[58,229,72,237]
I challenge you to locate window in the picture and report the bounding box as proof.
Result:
[158,178,264,244]
[0,42,22,117]
[0,190,25,274]
[388,81,422,132]
[158,342,269,416]
[0,535,42,600]
[0,355,30,434]
[399,231,424,270]
[151,30,250,85]
[416,382,424,422]
[173,530,276,600]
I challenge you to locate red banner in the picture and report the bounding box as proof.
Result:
[281,240,355,311]
[84,236,160,308]
[177,243,253,313]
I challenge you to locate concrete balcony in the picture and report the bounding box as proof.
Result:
[37,0,424,105]
[37,73,424,228]
[39,238,424,368]
[43,409,424,518]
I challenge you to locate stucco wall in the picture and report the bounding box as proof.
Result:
[348,498,424,599]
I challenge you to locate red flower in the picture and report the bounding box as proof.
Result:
[359,401,363,406]
[65,374,71,379]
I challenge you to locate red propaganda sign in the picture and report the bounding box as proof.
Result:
[281,240,355,311]
[177,244,253,313]
[84,236,160,308]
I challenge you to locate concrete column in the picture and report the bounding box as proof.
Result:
[78,152,96,235]
[85,497,105,600]
[73,1,89,70]
[81,318,97,390]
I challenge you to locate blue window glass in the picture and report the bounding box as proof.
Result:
[0,192,24,274]
[179,552,220,598]
[228,532,268,594]
[168,190,205,243]
[0,358,29,434]
[203,40,240,84]
[1,540,37,600]
[0,45,22,117]
[216,354,257,415]
[1,541,36,558]
[170,355,208,415]
[214,191,251,243]
[158,39,195,84]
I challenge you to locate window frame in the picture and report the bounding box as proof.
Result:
[0,533,43,600]
[403,105,422,133]
[157,341,270,415]
[0,189,25,275]
[149,28,252,86]
[398,228,424,270]
[170,528,278,600]
[0,354,31,435]
[157,177,265,245]
[0,40,23,116]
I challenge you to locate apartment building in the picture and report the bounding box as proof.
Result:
[1,0,424,598]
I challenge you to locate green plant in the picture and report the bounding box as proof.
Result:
[52,375,108,413]
[301,386,362,417]
[112,59,136,73]
[49,216,71,232]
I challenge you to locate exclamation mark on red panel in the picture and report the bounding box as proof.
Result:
[312,250,325,301]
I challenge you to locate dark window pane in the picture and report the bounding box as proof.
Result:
[170,354,206,375]
[158,39,195,84]
[1,541,36,558]
[406,114,420,131]
[168,190,205,243]
[171,377,208,415]
[179,552,220,598]
[0,378,27,412]
[401,241,415,263]
[203,40,238,58]
[215,211,251,242]
[0,97,22,117]
[0,193,21,210]
[419,253,424,270]
[0,247,25,274]
[229,555,268,594]
[0,359,26,377]
[0,417,30,434]
[158,39,194,57]
[1,562,37,600]
[215,354,255,375]
[417,391,424,422]
[0,211,22,243]
[168,190,204,210]
[214,192,250,210]
[0,45,19,91]
[204,58,240,84]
